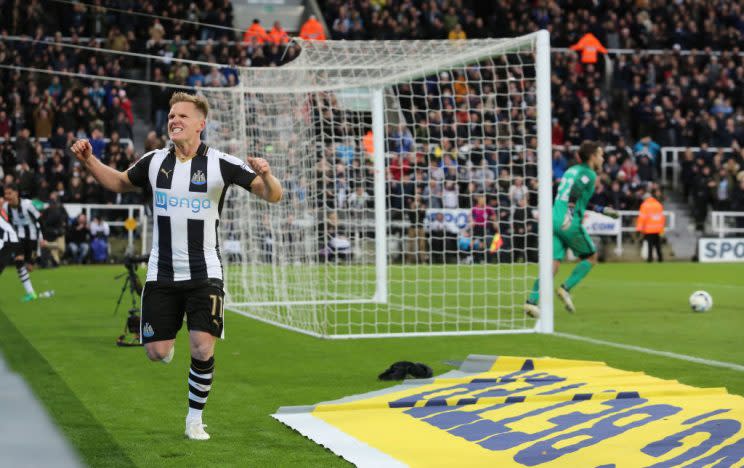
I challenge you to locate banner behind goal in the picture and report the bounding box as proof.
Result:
[204,31,553,338]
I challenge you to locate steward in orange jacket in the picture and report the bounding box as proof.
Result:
[570,33,608,64]
[299,15,326,41]
[243,19,268,44]
[636,192,666,262]
[268,21,290,45]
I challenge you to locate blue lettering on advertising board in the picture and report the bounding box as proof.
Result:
[514,403,682,466]
[642,409,741,467]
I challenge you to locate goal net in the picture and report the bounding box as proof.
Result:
[204,31,553,338]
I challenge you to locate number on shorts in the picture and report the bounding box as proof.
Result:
[209,294,223,320]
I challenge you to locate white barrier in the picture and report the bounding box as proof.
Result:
[612,210,676,255]
[711,211,744,238]
[64,203,148,255]
[660,146,732,188]
[698,238,744,262]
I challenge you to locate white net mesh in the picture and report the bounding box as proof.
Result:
[205,35,546,337]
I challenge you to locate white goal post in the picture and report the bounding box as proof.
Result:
[203,31,553,338]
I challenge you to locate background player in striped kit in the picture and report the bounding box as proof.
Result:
[0,209,20,277]
[2,185,44,302]
[70,92,282,440]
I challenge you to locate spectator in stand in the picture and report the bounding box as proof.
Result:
[692,165,716,233]
[406,196,428,263]
[732,177,744,228]
[89,215,110,264]
[40,192,69,267]
[0,111,11,138]
[637,155,655,183]
[508,176,528,207]
[552,150,568,180]
[204,67,228,87]
[67,213,90,264]
[89,128,106,160]
[67,176,85,204]
[150,68,172,137]
[634,136,661,163]
[448,24,466,41]
[389,124,414,154]
[714,167,733,211]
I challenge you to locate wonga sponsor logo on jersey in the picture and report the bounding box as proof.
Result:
[155,190,212,213]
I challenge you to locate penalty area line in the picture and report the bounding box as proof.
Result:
[554,332,744,373]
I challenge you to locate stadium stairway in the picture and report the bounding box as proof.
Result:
[123,66,152,153]
[663,191,697,261]
[232,0,306,33]
[0,354,82,467]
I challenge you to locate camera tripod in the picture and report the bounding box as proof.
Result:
[114,269,142,316]
[114,267,145,347]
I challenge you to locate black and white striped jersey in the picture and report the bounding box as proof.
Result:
[127,143,257,283]
[0,215,19,250]
[2,199,43,241]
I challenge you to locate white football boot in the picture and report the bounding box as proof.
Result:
[557,286,576,313]
[523,303,540,319]
[185,419,210,440]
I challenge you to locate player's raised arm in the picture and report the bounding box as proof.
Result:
[70,139,137,193]
[247,156,283,203]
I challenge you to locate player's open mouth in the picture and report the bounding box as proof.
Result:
[171,127,183,134]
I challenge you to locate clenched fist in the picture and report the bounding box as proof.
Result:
[247,157,271,177]
[70,139,93,163]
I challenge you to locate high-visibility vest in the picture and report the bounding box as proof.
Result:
[569,33,608,64]
[268,26,290,45]
[300,18,326,41]
[636,197,666,234]
[243,23,268,44]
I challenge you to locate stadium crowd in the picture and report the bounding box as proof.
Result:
[0,0,743,263]
[317,0,744,254]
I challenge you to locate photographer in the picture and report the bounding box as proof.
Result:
[40,192,69,267]
[67,214,90,264]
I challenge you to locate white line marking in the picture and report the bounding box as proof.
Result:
[554,332,744,373]
[592,280,741,290]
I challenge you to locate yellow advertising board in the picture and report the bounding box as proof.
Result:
[273,355,744,467]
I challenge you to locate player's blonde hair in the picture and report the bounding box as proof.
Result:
[169,92,209,118]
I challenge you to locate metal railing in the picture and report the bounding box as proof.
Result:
[661,146,733,188]
[711,211,744,238]
[612,210,676,255]
[64,203,148,255]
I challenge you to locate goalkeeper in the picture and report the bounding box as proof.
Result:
[524,141,618,318]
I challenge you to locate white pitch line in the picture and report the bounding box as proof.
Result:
[591,279,742,290]
[554,332,744,373]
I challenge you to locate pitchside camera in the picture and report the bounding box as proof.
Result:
[122,255,149,296]
[114,254,149,347]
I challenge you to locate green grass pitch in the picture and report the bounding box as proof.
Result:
[0,262,742,467]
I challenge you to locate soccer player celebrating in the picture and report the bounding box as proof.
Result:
[524,141,618,318]
[71,92,282,440]
[2,185,44,301]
